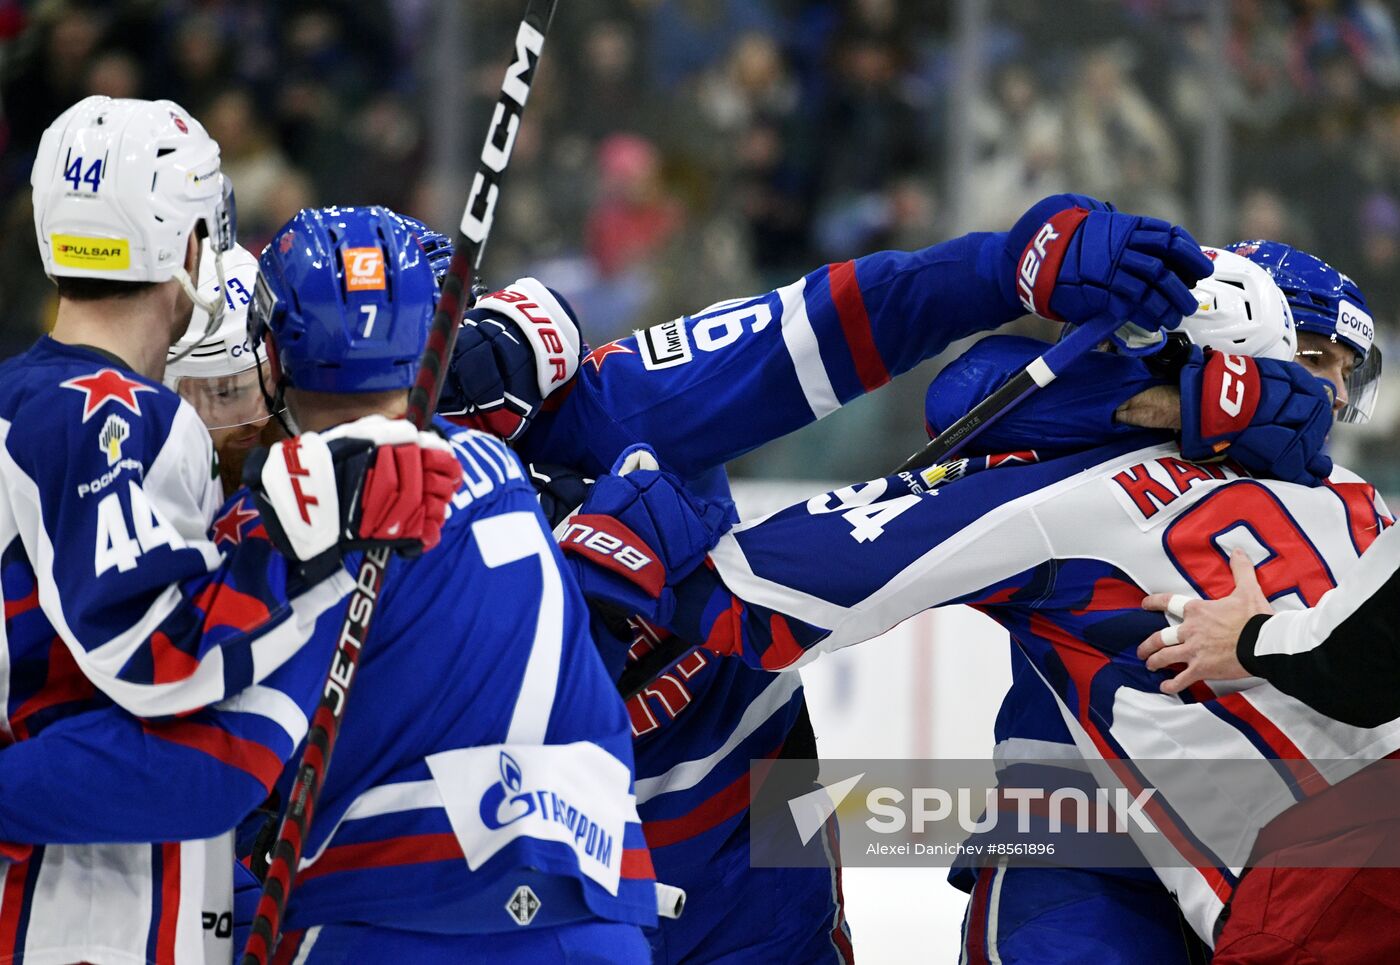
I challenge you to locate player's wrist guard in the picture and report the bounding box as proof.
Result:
[243,415,461,583]
[438,277,583,441]
[1178,347,1335,486]
[1003,194,1214,355]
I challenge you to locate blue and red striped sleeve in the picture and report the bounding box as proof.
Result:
[518,233,1021,479]
[0,589,335,844]
[4,372,355,719]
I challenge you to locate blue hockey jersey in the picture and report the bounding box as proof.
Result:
[0,409,655,960]
[513,237,1026,888]
[0,336,356,964]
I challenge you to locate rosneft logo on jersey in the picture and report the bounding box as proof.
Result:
[51,234,130,271]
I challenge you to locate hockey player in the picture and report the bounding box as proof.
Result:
[567,243,1394,960]
[435,196,1319,962]
[0,205,658,963]
[165,241,280,496]
[0,99,456,963]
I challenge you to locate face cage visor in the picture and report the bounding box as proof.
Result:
[172,365,279,431]
[1340,345,1382,425]
[1296,339,1382,425]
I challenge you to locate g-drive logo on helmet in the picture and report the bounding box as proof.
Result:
[343,247,387,292]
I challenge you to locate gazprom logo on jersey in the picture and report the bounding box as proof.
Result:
[479,751,614,867]
[427,742,636,896]
[1336,299,1374,355]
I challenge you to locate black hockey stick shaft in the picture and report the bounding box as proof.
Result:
[893,314,1122,473]
[241,3,559,961]
[618,314,1127,699]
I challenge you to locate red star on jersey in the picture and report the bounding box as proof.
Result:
[584,341,634,373]
[211,499,259,548]
[60,368,157,422]
[988,450,1038,468]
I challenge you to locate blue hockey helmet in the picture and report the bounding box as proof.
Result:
[249,205,439,394]
[1227,240,1381,424]
[391,213,454,286]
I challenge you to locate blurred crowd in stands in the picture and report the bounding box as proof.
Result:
[2,0,1399,484]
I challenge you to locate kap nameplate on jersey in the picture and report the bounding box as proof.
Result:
[638,319,693,371]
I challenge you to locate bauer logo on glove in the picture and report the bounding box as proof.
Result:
[558,516,663,597]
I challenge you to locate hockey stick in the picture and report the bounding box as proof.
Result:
[241,3,559,961]
[617,313,1127,700]
[893,314,1124,473]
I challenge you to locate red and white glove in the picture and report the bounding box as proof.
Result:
[438,278,584,440]
[244,415,460,581]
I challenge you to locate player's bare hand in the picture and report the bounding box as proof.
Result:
[1138,549,1274,694]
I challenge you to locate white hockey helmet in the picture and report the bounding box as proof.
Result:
[166,241,261,380]
[1177,247,1297,361]
[31,96,236,349]
[165,242,272,431]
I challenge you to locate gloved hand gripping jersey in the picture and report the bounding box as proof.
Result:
[555,446,731,628]
[1178,345,1335,485]
[438,278,584,440]
[244,415,460,583]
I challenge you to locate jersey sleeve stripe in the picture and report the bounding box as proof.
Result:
[149,842,180,964]
[1209,693,1322,793]
[776,278,840,419]
[620,846,654,881]
[299,780,443,869]
[140,718,284,789]
[827,260,891,394]
[0,850,35,960]
[296,832,464,883]
[215,685,310,747]
[634,672,801,802]
[641,740,782,850]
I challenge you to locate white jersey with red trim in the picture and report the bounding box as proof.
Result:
[669,440,1396,942]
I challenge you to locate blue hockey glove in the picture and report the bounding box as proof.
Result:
[1005,194,1215,353]
[1179,346,1335,486]
[524,461,595,530]
[438,278,583,441]
[557,445,732,627]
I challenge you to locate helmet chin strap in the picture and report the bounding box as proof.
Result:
[253,332,299,437]
[168,243,229,365]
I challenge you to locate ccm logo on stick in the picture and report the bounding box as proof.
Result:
[462,21,545,245]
